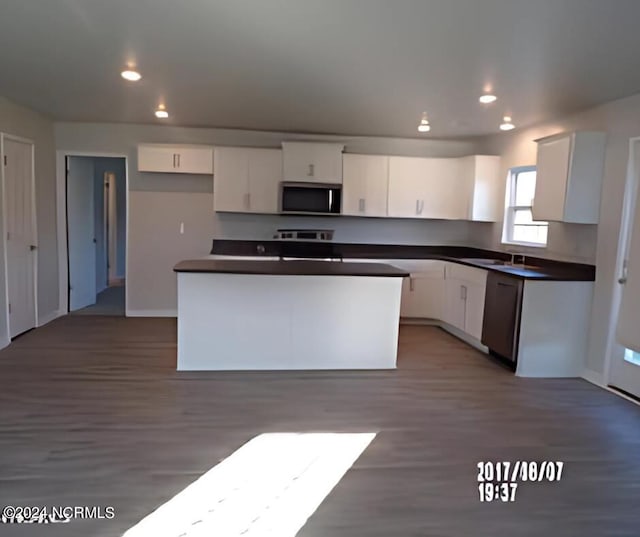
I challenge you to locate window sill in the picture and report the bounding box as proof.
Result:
[501,240,548,249]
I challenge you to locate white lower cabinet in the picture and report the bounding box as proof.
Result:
[400,271,445,318]
[443,263,487,340]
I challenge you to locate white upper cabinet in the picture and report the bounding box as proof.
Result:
[282,142,344,183]
[214,147,281,213]
[459,155,502,222]
[342,154,389,217]
[247,149,282,214]
[422,158,466,219]
[532,131,606,224]
[138,144,213,174]
[388,156,429,218]
[388,156,467,219]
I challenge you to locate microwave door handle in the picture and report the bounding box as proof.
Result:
[328,189,333,211]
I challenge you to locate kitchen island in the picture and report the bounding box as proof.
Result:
[174,259,409,371]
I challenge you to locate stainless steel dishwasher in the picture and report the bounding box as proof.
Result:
[481,272,524,365]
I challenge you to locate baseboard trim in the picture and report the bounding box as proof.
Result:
[439,323,488,353]
[126,309,177,318]
[581,368,605,387]
[38,309,64,327]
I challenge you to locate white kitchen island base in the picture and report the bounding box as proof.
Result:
[176,270,404,370]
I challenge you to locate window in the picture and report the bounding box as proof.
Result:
[502,166,548,247]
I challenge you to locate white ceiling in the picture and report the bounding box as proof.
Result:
[1,0,640,138]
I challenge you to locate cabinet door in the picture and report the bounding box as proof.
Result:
[282,142,344,183]
[388,156,426,218]
[468,155,502,222]
[213,147,249,212]
[400,277,416,317]
[342,154,388,217]
[176,147,213,174]
[532,135,571,221]
[464,281,486,340]
[138,145,177,173]
[248,148,281,214]
[401,276,442,318]
[422,158,467,219]
[443,278,466,331]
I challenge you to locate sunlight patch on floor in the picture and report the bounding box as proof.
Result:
[123,432,376,537]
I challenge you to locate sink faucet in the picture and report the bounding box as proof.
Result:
[511,253,526,266]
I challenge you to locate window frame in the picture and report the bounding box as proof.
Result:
[502,166,549,248]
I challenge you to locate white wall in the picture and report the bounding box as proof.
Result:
[478,91,640,378]
[54,122,486,314]
[0,96,57,345]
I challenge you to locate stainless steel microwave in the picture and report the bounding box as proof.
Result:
[280,182,342,215]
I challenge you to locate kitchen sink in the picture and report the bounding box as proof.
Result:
[462,258,542,270]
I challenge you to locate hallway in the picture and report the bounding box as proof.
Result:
[72,285,125,316]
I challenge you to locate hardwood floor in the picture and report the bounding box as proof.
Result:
[0,316,639,536]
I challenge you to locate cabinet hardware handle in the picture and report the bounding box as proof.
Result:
[416,199,420,215]
[173,154,177,168]
[409,277,414,291]
[460,285,467,300]
[177,154,181,168]
[244,193,250,209]
[308,163,314,177]
[359,198,365,212]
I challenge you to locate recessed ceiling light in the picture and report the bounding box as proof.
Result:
[499,116,515,130]
[155,104,169,119]
[121,70,141,81]
[479,94,497,104]
[417,112,430,133]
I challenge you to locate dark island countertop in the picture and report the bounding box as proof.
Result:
[174,259,410,277]
[209,240,596,282]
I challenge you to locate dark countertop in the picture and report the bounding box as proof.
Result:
[209,240,596,282]
[174,259,410,277]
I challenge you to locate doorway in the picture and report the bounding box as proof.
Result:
[66,156,126,316]
[2,134,37,338]
[606,137,640,400]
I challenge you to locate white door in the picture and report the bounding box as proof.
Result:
[610,138,640,398]
[4,137,37,337]
[67,156,97,311]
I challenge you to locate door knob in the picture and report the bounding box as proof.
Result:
[30,245,37,251]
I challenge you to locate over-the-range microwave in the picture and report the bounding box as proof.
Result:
[279,182,342,215]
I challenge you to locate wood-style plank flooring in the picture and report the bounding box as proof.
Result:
[1,316,639,536]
